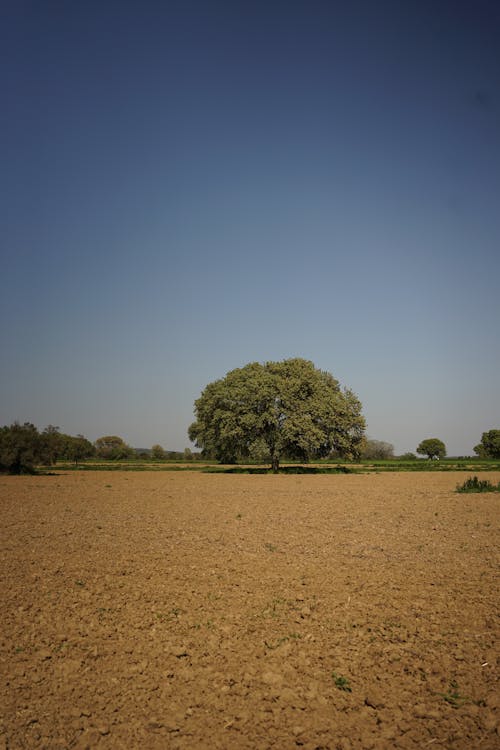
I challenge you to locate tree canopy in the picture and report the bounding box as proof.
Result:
[188,358,365,471]
[416,438,446,460]
[361,438,394,460]
[0,422,44,474]
[95,435,134,460]
[474,430,500,459]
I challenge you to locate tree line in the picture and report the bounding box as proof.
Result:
[1,421,498,476]
[0,425,200,475]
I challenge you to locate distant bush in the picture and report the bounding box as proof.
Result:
[399,452,417,461]
[361,439,394,460]
[151,444,166,460]
[95,435,134,460]
[456,476,500,493]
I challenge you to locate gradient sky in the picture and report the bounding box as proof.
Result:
[2,0,499,455]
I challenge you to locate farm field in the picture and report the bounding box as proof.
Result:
[1,471,499,749]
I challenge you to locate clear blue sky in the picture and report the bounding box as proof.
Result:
[2,0,499,455]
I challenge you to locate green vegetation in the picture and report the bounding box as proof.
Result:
[0,422,95,474]
[361,438,394,460]
[456,476,500,493]
[95,435,135,460]
[189,358,365,472]
[264,542,277,552]
[474,429,500,459]
[2,417,499,476]
[151,443,166,459]
[440,680,467,708]
[416,438,447,460]
[0,422,43,474]
[208,465,355,474]
[332,672,352,692]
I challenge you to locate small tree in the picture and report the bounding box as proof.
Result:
[95,435,134,460]
[41,425,63,465]
[0,422,44,474]
[361,439,394,460]
[474,430,500,459]
[151,444,166,460]
[416,438,446,460]
[62,434,95,465]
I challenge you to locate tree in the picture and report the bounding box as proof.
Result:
[95,435,134,460]
[41,425,62,465]
[0,422,44,474]
[361,439,394,460]
[61,434,95,464]
[189,358,365,471]
[416,438,446,460]
[151,444,166,460]
[474,430,500,459]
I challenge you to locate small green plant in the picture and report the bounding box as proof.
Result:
[456,476,500,493]
[441,680,467,708]
[332,672,352,692]
[264,542,277,552]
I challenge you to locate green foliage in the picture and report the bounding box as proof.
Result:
[399,452,417,461]
[42,425,62,464]
[440,680,467,708]
[0,423,96,472]
[207,465,355,474]
[95,435,134,460]
[189,358,365,471]
[474,430,500,459]
[456,476,500,493]
[0,422,44,474]
[60,434,95,464]
[416,438,446,460]
[332,672,352,692]
[151,444,166,460]
[361,439,394,460]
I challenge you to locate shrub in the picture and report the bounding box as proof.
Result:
[456,476,500,493]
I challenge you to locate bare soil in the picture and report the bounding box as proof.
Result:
[1,471,499,750]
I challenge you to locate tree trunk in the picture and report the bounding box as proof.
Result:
[271,455,280,473]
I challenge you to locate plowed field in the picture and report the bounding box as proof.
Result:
[1,471,499,749]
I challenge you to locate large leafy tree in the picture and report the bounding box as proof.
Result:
[474,430,500,459]
[416,438,446,460]
[189,358,365,471]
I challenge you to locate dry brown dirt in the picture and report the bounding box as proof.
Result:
[1,470,499,750]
